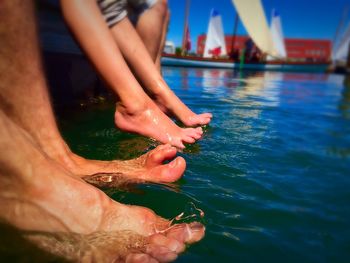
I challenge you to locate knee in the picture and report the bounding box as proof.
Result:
[152,0,169,19]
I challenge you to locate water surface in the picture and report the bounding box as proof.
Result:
[62,68,350,262]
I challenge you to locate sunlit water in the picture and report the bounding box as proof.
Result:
[54,68,350,262]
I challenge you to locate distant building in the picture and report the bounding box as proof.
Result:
[197,34,331,62]
[163,41,175,54]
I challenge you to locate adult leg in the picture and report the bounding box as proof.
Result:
[0,0,185,180]
[132,0,169,70]
[0,108,205,262]
[110,17,212,126]
[61,0,202,149]
[155,7,170,70]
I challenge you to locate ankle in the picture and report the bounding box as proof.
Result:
[116,98,153,116]
[39,140,78,171]
[147,79,167,99]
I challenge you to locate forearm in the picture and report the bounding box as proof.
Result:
[60,0,145,105]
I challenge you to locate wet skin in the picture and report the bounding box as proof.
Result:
[115,100,203,149]
[0,110,205,262]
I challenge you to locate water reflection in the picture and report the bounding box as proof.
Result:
[31,67,350,263]
[234,71,282,107]
[326,74,350,158]
[180,68,189,90]
[202,69,228,90]
[339,74,350,119]
[199,69,282,107]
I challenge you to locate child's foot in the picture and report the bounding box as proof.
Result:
[115,100,203,149]
[154,89,212,127]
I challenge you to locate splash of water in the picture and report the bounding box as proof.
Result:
[155,202,205,234]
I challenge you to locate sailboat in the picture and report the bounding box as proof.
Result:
[332,17,350,73]
[203,9,227,58]
[161,0,329,72]
[269,9,287,58]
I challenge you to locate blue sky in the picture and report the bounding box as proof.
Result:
[166,0,350,51]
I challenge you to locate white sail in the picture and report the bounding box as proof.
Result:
[203,9,227,58]
[333,22,350,62]
[270,9,287,58]
[231,0,277,56]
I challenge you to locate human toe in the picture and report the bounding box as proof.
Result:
[166,222,205,244]
[126,253,156,263]
[146,244,178,262]
[149,234,185,253]
[148,144,177,165]
[182,135,196,144]
[154,157,185,182]
[170,138,185,149]
[195,113,212,124]
[199,118,210,126]
[200,112,213,119]
[183,128,202,140]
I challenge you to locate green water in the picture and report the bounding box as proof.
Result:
[60,68,350,262]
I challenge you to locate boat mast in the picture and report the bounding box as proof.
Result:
[182,0,191,55]
[347,42,350,69]
[231,11,239,56]
[332,5,349,57]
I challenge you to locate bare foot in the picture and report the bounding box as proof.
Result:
[0,111,205,262]
[28,123,187,183]
[1,163,204,262]
[68,144,187,183]
[115,100,203,149]
[154,89,212,127]
[23,220,205,262]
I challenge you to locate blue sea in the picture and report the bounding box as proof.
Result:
[60,67,350,262]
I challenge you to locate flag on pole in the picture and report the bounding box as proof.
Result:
[184,23,192,52]
[182,0,191,54]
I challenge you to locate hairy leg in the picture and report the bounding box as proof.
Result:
[61,0,202,148]
[0,0,69,163]
[0,109,205,262]
[0,0,186,181]
[111,17,212,127]
[68,144,187,182]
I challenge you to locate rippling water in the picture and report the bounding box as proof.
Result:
[60,68,350,262]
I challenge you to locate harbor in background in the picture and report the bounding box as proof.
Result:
[162,0,350,73]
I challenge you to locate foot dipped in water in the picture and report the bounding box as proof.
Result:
[0,112,205,262]
[153,85,212,127]
[66,144,187,183]
[114,99,203,149]
[2,170,205,262]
